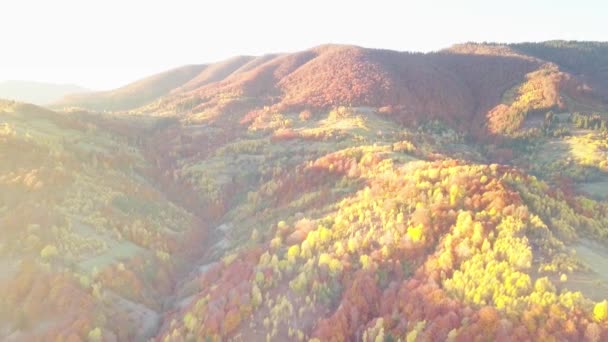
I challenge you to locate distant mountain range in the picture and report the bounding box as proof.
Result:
[0,80,88,105]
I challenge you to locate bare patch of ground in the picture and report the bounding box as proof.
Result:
[579,178,608,199]
[559,239,608,301]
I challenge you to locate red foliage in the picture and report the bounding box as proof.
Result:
[478,306,500,332]
[313,272,380,341]
[105,43,584,137]
[240,109,264,125]
[299,109,313,121]
[271,128,299,142]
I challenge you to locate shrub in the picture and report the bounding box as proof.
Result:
[287,245,300,261]
[299,110,312,121]
[593,300,608,322]
[40,244,58,259]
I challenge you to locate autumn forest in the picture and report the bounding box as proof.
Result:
[2,41,608,341]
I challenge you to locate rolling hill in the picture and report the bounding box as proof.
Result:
[53,64,207,112]
[0,80,88,105]
[3,42,608,341]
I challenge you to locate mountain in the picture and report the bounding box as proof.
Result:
[0,80,88,105]
[3,42,608,341]
[55,43,608,136]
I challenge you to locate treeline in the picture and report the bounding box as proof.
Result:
[571,112,608,131]
[511,41,608,75]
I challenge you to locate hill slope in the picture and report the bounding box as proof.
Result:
[54,64,207,111]
[142,44,546,131]
[0,100,213,340]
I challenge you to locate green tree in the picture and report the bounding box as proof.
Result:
[87,327,102,342]
[40,244,58,260]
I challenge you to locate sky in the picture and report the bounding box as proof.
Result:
[0,0,606,90]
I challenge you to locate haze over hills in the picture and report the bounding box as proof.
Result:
[54,65,207,112]
[3,41,608,341]
[0,80,88,106]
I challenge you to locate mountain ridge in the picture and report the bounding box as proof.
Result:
[54,41,608,136]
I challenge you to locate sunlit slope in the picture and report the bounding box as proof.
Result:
[0,100,206,341]
[54,64,206,111]
[55,43,608,136]
[145,106,608,341]
[138,44,543,133]
[135,43,605,137]
[3,99,608,341]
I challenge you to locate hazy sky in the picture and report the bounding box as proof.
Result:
[1,0,605,90]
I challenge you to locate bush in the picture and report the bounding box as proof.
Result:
[40,244,58,259]
[299,110,312,121]
[593,300,608,322]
